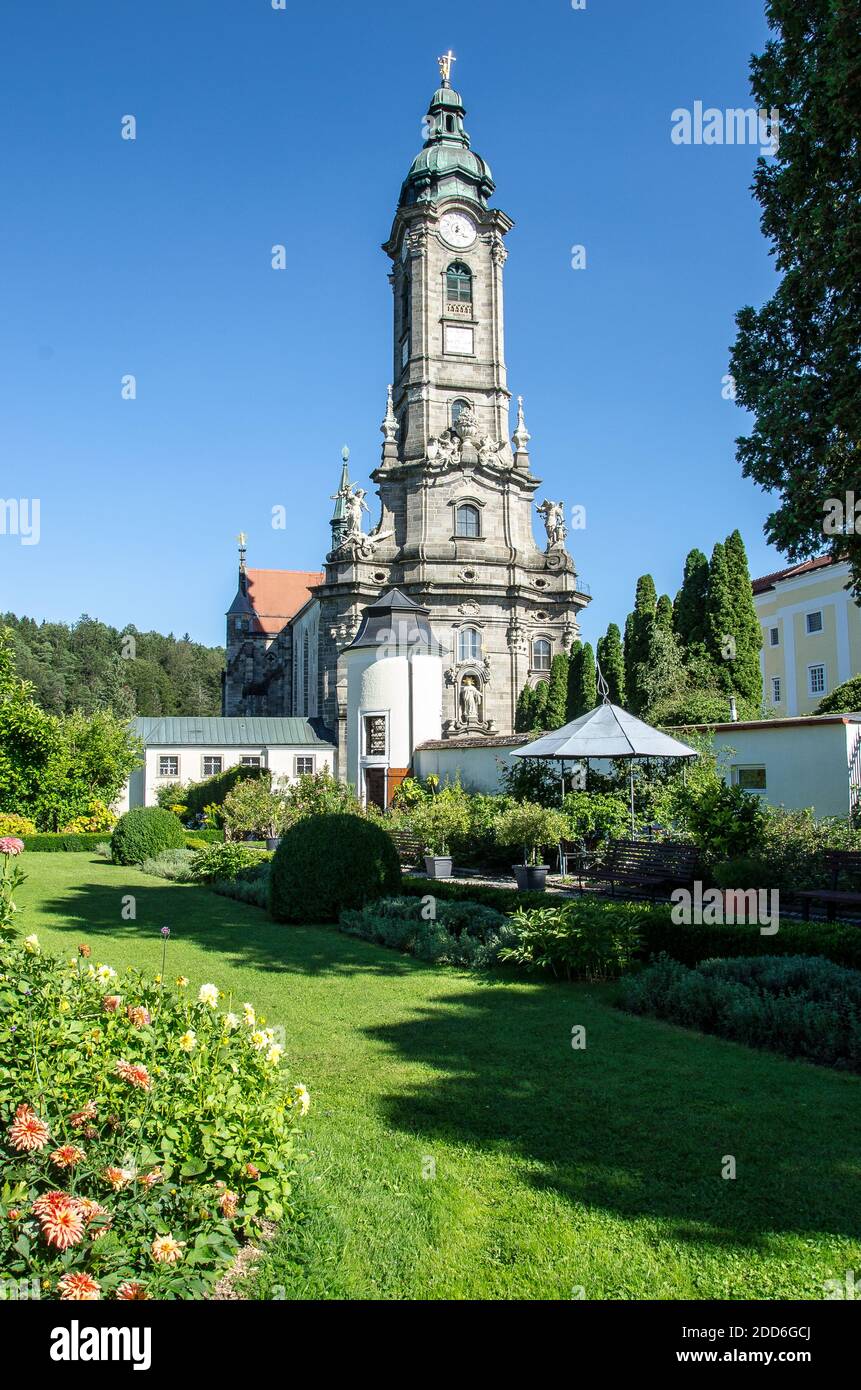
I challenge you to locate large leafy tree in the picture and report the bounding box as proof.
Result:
[729,0,861,596]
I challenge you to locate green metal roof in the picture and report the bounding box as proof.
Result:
[131,717,335,747]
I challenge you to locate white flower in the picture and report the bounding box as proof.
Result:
[223,1012,239,1032]
[179,1030,196,1053]
[95,964,117,982]
[265,1044,284,1066]
[242,1003,255,1027]
[250,1031,267,1051]
[292,1083,310,1116]
[23,935,40,954]
[198,983,219,1008]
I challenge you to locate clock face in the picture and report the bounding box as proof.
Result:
[439,212,476,249]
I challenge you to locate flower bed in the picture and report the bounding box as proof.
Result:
[0,931,309,1300]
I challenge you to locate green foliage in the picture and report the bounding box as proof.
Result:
[405,785,471,856]
[222,777,287,841]
[545,654,570,729]
[0,842,27,937]
[731,805,861,893]
[190,843,270,883]
[340,896,511,970]
[399,876,551,915]
[269,814,402,923]
[562,790,631,847]
[211,860,273,911]
[493,801,568,865]
[623,575,657,714]
[0,814,37,837]
[283,767,362,820]
[179,765,270,822]
[656,594,673,630]
[817,675,861,714]
[111,807,187,866]
[681,780,767,865]
[22,833,110,853]
[724,530,763,704]
[595,623,625,705]
[498,757,563,807]
[673,549,710,650]
[500,901,642,981]
[728,0,861,599]
[0,933,308,1297]
[619,953,861,1070]
[566,642,597,720]
[514,683,535,732]
[0,610,225,717]
[530,679,549,731]
[138,848,198,883]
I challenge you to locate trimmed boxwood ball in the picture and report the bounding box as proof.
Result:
[111,806,186,865]
[269,813,402,923]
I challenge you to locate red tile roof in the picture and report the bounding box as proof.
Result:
[245,569,323,635]
[751,554,835,595]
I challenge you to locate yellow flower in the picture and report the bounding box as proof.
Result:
[58,998,71,1014]
[151,1234,185,1265]
[23,935,39,954]
[250,1031,267,1051]
[179,1030,196,1053]
[292,1083,311,1116]
[265,1044,284,1067]
[175,976,189,988]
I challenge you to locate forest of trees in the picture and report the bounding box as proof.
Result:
[515,529,764,733]
[1,613,225,718]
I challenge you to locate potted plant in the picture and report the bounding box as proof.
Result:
[221,775,288,850]
[495,802,568,892]
[408,789,470,880]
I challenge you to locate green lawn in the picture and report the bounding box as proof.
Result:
[15,851,861,1300]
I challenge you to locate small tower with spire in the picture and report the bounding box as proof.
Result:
[329,447,352,550]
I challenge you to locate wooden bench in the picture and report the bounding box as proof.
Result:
[387,828,424,868]
[795,850,861,921]
[573,837,700,900]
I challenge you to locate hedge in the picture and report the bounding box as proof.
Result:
[111,807,187,866]
[182,765,269,819]
[399,880,861,972]
[270,814,401,923]
[21,833,107,853]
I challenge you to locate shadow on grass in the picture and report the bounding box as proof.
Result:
[363,984,861,1250]
[35,863,417,980]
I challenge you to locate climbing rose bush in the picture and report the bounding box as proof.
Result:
[0,934,309,1299]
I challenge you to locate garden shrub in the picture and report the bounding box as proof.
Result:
[561,790,630,848]
[683,781,768,865]
[0,814,37,838]
[189,843,271,883]
[399,877,551,914]
[22,832,108,853]
[270,814,401,923]
[618,953,861,1070]
[60,800,117,834]
[0,932,309,1298]
[138,848,198,883]
[494,802,569,865]
[340,895,513,969]
[499,901,643,981]
[212,861,271,911]
[111,808,186,865]
[183,828,223,846]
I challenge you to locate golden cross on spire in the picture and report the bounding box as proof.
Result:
[437,50,456,84]
[236,531,247,549]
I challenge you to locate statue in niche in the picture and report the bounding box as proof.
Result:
[460,679,482,725]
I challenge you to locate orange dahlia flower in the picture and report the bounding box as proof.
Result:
[57,1272,101,1301]
[7,1103,49,1153]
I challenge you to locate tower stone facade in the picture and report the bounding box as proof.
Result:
[223,61,591,792]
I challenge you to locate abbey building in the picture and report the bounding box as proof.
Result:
[223,57,590,806]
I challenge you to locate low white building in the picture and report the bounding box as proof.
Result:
[118,716,337,812]
[682,713,861,819]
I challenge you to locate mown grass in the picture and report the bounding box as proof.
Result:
[14,852,861,1299]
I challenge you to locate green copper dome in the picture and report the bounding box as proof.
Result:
[399,83,494,210]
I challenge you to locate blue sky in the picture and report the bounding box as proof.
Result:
[1,0,782,649]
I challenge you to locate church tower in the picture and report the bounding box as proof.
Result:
[224,55,591,787]
[318,53,590,756]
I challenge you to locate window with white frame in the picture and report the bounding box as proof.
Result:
[771,676,781,703]
[808,663,826,696]
[532,637,552,671]
[806,610,823,634]
[202,756,223,777]
[457,626,482,662]
[294,755,315,776]
[455,503,480,538]
[769,627,779,646]
[240,756,261,768]
[733,766,767,792]
[158,756,179,778]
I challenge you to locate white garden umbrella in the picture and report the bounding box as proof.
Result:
[511,694,698,834]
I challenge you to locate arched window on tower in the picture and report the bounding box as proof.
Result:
[446,262,472,305]
[458,626,482,663]
[401,270,411,332]
[532,638,552,672]
[455,503,480,538]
